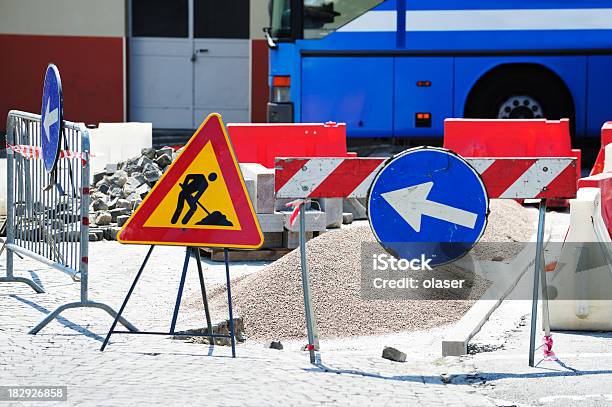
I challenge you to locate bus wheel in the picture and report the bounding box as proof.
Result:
[464,64,574,126]
[497,95,543,119]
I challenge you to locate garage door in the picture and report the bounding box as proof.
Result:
[129,0,250,129]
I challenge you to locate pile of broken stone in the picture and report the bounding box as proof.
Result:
[89,146,177,241]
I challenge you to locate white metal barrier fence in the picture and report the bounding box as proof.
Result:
[1,110,136,334]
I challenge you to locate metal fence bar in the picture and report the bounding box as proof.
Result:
[2,110,137,335]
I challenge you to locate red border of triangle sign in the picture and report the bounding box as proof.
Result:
[117,113,264,249]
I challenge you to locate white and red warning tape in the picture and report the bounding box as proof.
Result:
[275,156,577,199]
[6,143,89,164]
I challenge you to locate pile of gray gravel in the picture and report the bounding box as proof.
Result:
[195,199,535,340]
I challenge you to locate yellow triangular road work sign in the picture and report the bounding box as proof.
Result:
[118,113,263,248]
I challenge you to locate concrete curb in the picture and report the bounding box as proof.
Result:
[441,233,549,356]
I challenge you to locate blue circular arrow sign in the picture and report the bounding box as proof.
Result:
[41,64,63,173]
[368,147,488,267]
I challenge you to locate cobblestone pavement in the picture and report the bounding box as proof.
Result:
[0,242,498,406]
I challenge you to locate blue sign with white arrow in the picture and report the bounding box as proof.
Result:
[368,147,489,267]
[41,64,63,173]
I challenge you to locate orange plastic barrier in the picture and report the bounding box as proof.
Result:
[443,118,581,183]
[590,122,612,176]
[226,122,349,168]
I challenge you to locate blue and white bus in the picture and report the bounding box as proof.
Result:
[265,0,612,140]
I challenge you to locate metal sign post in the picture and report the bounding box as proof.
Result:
[299,203,317,364]
[529,199,551,367]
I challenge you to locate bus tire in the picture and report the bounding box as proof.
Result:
[464,64,574,131]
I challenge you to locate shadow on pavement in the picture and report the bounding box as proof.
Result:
[9,294,105,342]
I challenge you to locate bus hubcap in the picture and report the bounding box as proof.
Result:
[497,95,543,119]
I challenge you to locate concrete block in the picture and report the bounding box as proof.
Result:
[283,231,314,249]
[266,341,283,350]
[382,346,406,363]
[239,163,275,214]
[109,208,129,222]
[116,215,130,227]
[88,122,152,184]
[103,226,121,241]
[281,210,326,232]
[244,178,257,213]
[343,198,368,220]
[319,198,343,229]
[342,212,354,225]
[257,212,285,232]
[261,232,283,249]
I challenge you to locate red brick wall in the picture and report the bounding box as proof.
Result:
[250,39,269,123]
[0,34,124,132]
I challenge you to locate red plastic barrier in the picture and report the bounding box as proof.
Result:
[443,119,581,196]
[590,122,612,176]
[226,122,349,168]
[601,175,612,237]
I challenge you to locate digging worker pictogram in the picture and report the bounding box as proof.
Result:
[171,172,233,226]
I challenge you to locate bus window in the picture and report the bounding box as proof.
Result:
[270,0,292,38]
[303,0,384,39]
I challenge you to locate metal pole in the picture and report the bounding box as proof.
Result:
[6,114,15,280]
[170,247,191,334]
[299,204,316,364]
[529,199,547,367]
[80,128,91,303]
[101,245,155,351]
[195,248,214,343]
[540,250,551,337]
[224,248,236,358]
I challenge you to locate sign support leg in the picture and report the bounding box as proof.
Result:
[299,204,317,364]
[169,247,191,334]
[195,248,214,344]
[101,245,155,351]
[224,248,236,358]
[529,199,547,367]
[540,251,551,336]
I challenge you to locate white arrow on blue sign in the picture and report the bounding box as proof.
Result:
[41,64,63,173]
[367,147,489,267]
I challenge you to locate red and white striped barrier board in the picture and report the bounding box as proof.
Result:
[275,157,577,199]
[275,157,385,199]
[6,143,90,164]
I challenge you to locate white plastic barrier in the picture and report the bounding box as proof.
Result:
[605,143,612,173]
[548,184,612,330]
[88,122,152,182]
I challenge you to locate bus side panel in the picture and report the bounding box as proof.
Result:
[394,57,453,137]
[301,56,394,137]
[587,56,612,137]
[454,56,588,137]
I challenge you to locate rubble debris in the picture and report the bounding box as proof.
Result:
[266,341,284,350]
[173,318,245,346]
[382,346,407,362]
[88,146,176,241]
